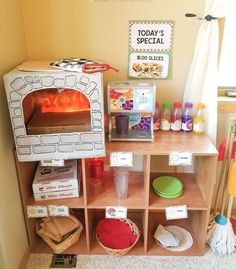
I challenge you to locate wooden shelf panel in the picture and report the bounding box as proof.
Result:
[149,173,208,210]
[26,195,85,208]
[15,131,217,257]
[87,171,145,209]
[218,96,236,113]
[105,132,218,156]
[147,212,203,256]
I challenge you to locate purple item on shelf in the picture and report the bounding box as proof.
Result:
[115,115,129,135]
[181,102,193,132]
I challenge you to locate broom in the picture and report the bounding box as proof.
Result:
[227,160,236,236]
[207,121,236,254]
[207,118,234,231]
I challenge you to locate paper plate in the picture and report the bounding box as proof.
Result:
[162,225,193,251]
[152,176,183,196]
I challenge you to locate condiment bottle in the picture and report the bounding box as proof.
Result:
[153,101,161,131]
[193,103,206,134]
[171,102,182,132]
[160,102,171,131]
[181,102,193,132]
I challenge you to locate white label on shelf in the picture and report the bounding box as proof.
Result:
[169,151,192,166]
[165,205,188,220]
[105,206,127,219]
[48,205,69,216]
[27,206,48,218]
[110,152,133,167]
[40,159,65,167]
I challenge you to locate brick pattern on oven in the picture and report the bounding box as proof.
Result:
[5,71,105,161]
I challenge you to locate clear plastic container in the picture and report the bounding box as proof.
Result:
[171,102,182,132]
[193,103,206,134]
[160,102,171,131]
[181,102,193,132]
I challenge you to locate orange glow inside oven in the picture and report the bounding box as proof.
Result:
[35,89,90,113]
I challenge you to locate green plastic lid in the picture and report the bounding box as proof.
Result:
[152,176,183,196]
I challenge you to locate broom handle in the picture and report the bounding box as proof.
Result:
[213,139,230,212]
[227,195,234,219]
[221,186,229,215]
[220,154,234,216]
[220,156,233,216]
[214,119,234,213]
[221,120,235,215]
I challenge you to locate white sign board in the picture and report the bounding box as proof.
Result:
[129,21,174,79]
[129,22,173,51]
[169,151,193,166]
[165,205,188,220]
[105,206,127,219]
[110,152,133,167]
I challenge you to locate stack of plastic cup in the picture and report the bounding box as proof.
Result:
[88,159,104,196]
[113,167,129,199]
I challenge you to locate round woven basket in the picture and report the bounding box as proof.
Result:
[36,218,83,254]
[96,218,140,256]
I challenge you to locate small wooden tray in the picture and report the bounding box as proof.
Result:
[27,110,91,135]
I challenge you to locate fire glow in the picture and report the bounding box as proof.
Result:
[35,89,90,113]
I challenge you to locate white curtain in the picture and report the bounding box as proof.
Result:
[183,0,236,145]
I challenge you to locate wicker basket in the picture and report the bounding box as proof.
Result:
[36,218,83,254]
[96,218,140,256]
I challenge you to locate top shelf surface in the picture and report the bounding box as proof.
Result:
[105,132,218,156]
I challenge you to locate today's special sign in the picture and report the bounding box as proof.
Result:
[129,21,174,79]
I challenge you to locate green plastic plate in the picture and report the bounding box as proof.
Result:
[153,188,183,199]
[152,176,183,196]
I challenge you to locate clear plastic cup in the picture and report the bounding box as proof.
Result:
[113,167,129,199]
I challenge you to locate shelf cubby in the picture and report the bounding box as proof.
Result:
[87,209,145,255]
[147,211,203,256]
[15,132,218,256]
[149,172,208,210]
[28,209,87,254]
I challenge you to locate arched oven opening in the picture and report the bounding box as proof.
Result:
[23,88,91,135]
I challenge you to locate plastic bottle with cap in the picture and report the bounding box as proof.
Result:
[181,102,193,132]
[153,101,161,131]
[160,102,171,131]
[193,103,206,134]
[171,102,182,132]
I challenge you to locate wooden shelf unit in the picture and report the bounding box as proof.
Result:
[15,132,218,256]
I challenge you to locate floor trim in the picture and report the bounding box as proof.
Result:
[18,247,31,269]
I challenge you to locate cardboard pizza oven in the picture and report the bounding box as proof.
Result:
[3,63,106,162]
